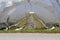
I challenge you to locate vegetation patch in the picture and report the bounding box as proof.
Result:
[0,29,60,33]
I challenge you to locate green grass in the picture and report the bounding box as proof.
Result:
[0,29,60,33]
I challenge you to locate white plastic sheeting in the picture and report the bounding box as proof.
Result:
[5,1,13,7]
[51,0,60,23]
[0,0,60,24]
[0,0,23,22]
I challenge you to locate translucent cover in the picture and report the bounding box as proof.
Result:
[0,0,60,24]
